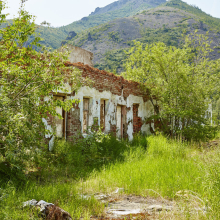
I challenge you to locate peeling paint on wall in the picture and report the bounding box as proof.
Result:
[45,62,156,143]
[67,86,154,140]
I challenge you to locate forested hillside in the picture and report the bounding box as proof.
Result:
[166,0,220,31]
[2,0,220,71]
[35,0,166,49]
[66,0,220,72]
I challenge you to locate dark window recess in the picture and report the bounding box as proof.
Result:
[133,104,142,134]
[83,98,89,133]
[100,100,105,131]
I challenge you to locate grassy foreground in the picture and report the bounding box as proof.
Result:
[1,134,220,219]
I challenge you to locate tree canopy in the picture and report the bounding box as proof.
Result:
[123,35,220,141]
[0,1,81,180]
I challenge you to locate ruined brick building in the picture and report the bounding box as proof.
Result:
[44,46,155,149]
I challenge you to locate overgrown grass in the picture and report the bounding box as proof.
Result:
[0,181,104,219]
[82,135,204,198]
[1,134,220,219]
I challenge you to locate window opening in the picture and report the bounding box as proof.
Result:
[117,105,126,138]
[100,100,106,131]
[133,104,141,134]
[83,98,89,133]
[54,96,65,138]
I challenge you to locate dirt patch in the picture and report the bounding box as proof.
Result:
[203,139,220,148]
[79,188,208,219]
[90,194,174,220]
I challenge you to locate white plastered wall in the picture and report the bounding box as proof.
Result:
[69,86,155,140]
[43,83,72,151]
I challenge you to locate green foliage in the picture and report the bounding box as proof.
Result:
[123,35,220,141]
[53,131,128,173]
[1,20,70,51]
[204,151,220,219]
[72,1,220,74]
[35,25,69,50]
[0,181,105,219]
[139,25,188,47]
[71,24,112,47]
[0,2,81,180]
[1,133,220,219]
[94,49,127,73]
[212,98,220,124]
[84,135,202,198]
[108,31,121,42]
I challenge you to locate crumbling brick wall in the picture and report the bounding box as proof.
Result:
[133,104,142,134]
[65,62,150,101]
[54,62,155,140]
[66,103,81,141]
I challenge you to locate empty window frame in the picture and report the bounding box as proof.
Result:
[117,105,127,138]
[133,104,141,134]
[54,96,66,138]
[100,99,106,131]
[83,98,89,133]
[116,105,122,138]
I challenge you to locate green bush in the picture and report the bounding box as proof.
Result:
[53,131,128,170]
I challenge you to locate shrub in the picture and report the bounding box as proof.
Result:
[53,130,128,170]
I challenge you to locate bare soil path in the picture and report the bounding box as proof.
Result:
[89,194,175,220]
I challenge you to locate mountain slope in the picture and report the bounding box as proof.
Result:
[34,0,167,49]
[36,26,68,49]
[89,0,165,16]
[165,0,220,31]
[0,20,69,50]
[63,0,165,33]
[65,0,220,73]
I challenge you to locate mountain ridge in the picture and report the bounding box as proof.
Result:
[65,0,220,73]
[36,0,167,49]
[89,0,166,16]
[2,0,220,70]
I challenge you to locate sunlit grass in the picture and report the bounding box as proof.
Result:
[1,134,220,219]
[0,181,104,219]
[82,135,204,198]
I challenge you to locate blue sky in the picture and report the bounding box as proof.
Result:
[2,0,220,27]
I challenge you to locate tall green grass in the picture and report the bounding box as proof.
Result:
[1,134,220,219]
[0,181,104,219]
[202,149,220,219]
[83,135,204,198]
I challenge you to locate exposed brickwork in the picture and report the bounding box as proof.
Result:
[110,124,117,136]
[47,62,154,141]
[66,103,81,141]
[122,106,127,138]
[65,62,150,102]
[133,104,142,134]
[100,100,105,131]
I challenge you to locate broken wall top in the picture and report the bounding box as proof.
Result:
[59,45,94,67]
[65,61,150,102]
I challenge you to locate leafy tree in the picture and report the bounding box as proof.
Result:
[0,1,81,180]
[123,35,220,141]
